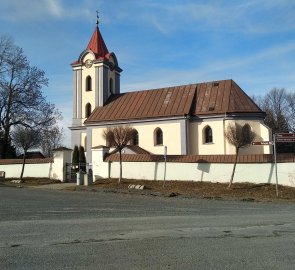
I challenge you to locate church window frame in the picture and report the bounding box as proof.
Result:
[154,128,163,146]
[86,75,92,91]
[203,125,213,144]
[85,103,92,118]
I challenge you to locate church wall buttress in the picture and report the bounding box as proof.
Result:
[97,65,110,107]
[86,127,92,164]
[103,66,109,105]
[95,67,99,107]
[73,70,77,118]
[77,69,82,120]
[115,72,120,95]
[72,68,83,127]
[98,66,104,107]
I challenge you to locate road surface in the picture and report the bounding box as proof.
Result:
[0,186,294,269]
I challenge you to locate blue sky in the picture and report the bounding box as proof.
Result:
[1,0,295,146]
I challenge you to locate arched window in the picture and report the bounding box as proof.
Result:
[132,130,139,145]
[86,76,92,91]
[204,126,213,143]
[109,78,113,94]
[85,103,91,118]
[154,128,163,146]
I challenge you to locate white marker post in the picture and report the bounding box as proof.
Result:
[163,146,167,188]
[274,133,295,197]
[273,134,279,197]
[251,139,278,197]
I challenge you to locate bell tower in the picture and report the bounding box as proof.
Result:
[70,14,122,149]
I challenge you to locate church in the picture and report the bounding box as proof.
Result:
[70,20,272,163]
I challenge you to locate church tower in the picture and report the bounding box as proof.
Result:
[70,16,122,150]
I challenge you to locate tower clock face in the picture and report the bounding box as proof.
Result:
[85,59,93,68]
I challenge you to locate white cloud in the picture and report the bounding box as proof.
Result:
[2,0,294,35]
[55,100,72,147]
[0,0,91,22]
[122,40,295,95]
[134,0,295,35]
[46,0,63,17]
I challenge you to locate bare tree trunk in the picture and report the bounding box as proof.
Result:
[2,86,13,159]
[2,126,10,159]
[119,150,122,184]
[20,152,26,182]
[228,148,239,188]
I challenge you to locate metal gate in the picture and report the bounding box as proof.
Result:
[65,163,92,182]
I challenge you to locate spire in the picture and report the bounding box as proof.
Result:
[86,14,110,61]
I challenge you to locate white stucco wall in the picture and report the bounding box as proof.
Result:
[50,149,72,181]
[88,117,272,157]
[224,119,272,155]
[0,163,52,178]
[189,119,225,155]
[189,118,272,155]
[0,150,72,181]
[90,120,184,155]
[104,161,295,187]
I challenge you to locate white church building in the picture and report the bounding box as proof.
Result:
[70,20,272,164]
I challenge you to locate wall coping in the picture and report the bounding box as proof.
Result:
[105,154,295,163]
[0,158,53,165]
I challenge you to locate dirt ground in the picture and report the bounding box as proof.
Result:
[3,178,295,202]
[83,178,295,202]
[3,178,60,186]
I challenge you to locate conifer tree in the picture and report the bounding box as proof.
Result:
[72,145,79,165]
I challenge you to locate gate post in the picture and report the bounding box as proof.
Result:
[51,147,72,182]
[92,146,110,181]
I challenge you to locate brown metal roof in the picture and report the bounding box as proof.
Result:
[86,79,264,124]
[193,80,262,115]
[109,145,150,155]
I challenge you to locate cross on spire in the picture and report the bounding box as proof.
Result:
[96,10,99,25]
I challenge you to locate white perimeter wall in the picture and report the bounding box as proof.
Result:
[0,163,52,178]
[0,150,72,181]
[103,161,295,187]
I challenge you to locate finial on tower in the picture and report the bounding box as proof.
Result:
[96,10,99,25]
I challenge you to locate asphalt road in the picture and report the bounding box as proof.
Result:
[0,186,294,270]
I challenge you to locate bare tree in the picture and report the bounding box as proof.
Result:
[40,126,64,157]
[0,35,14,76]
[0,35,61,158]
[254,88,295,133]
[103,126,136,183]
[225,123,256,188]
[287,91,295,133]
[12,126,41,181]
[254,87,295,153]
